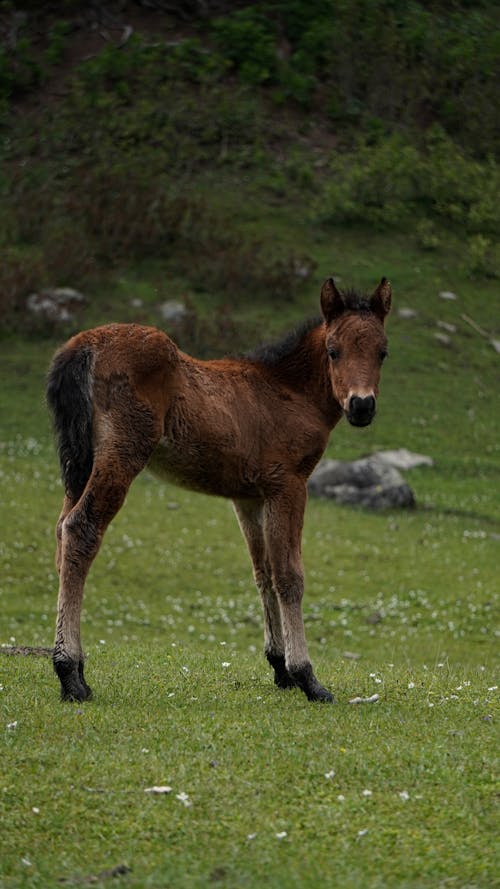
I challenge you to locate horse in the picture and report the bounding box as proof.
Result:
[47,276,391,704]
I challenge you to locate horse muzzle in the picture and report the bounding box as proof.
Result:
[346,394,376,427]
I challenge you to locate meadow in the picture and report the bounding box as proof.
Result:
[1,3,499,884]
[1,226,499,888]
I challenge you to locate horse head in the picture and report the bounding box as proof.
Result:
[320,277,391,427]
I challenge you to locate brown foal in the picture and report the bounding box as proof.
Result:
[47,277,391,703]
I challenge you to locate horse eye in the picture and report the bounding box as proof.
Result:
[379,349,388,362]
[327,348,339,361]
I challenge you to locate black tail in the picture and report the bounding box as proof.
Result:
[47,345,94,501]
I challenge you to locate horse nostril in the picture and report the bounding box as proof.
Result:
[349,395,376,416]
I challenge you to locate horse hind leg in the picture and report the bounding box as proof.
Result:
[54,464,135,701]
[55,493,76,575]
[233,500,298,690]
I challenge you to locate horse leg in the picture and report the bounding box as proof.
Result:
[264,483,333,703]
[55,493,75,575]
[54,461,137,701]
[233,500,297,689]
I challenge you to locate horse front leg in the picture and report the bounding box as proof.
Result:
[264,484,334,703]
[233,499,297,689]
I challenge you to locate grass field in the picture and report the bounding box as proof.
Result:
[1,229,499,888]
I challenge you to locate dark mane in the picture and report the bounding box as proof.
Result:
[244,317,322,367]
[244,288,374,367]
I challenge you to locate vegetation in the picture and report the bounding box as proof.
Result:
[0,2,499,887]
[1,225,499,887]
[0,0,499,329]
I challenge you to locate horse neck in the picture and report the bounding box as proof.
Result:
[270,324,341,426]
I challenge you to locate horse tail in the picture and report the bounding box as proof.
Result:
[47,344,95,501]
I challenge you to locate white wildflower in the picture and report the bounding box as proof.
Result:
[176,792,192,807]
[275,831,287,840]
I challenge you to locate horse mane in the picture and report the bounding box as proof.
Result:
[244,317,322,367]
[244,288,374,367]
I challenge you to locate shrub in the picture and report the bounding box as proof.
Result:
[0,246,45,330]
[211,9,277,85]
[316,129,500,251]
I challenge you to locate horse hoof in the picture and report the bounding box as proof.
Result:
[60,683,93,703]
[54,658,93,702]
[307,686,334,703]
[267,652,299,689]
[274,673,299,690]
[288,663,334,703]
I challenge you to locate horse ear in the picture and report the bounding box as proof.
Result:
[370,277,392,322]
[321,278,345,323]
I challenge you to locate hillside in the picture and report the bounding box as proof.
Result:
[1,0,499,334]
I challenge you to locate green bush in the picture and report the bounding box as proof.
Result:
[211,9,277,85]
[316,129,500,249]
[0,246,45,328]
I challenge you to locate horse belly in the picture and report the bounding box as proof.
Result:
[147,436,260,499]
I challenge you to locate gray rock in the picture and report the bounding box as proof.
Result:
[159,300,188,322]
[26,288,86,324]
[371,448,433,469]
[308,456,416,510]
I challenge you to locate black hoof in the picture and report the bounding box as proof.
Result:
[288,663,334,703]
[266,652,299,690]
[54,657,93,702]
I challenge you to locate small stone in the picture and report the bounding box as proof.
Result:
[397,308,418,319]
[439,291,457,300]
[434,332,451,345]
[349,693,379,704]
[144,785,172,794]
[159,300,188,322]
[130,297,143,308]
[491,339,500,354]
[437,320,457,333]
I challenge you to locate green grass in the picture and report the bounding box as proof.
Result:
[1,230,499,888]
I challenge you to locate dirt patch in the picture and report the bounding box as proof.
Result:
[1,645,53,657]
[58,863,131,885]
